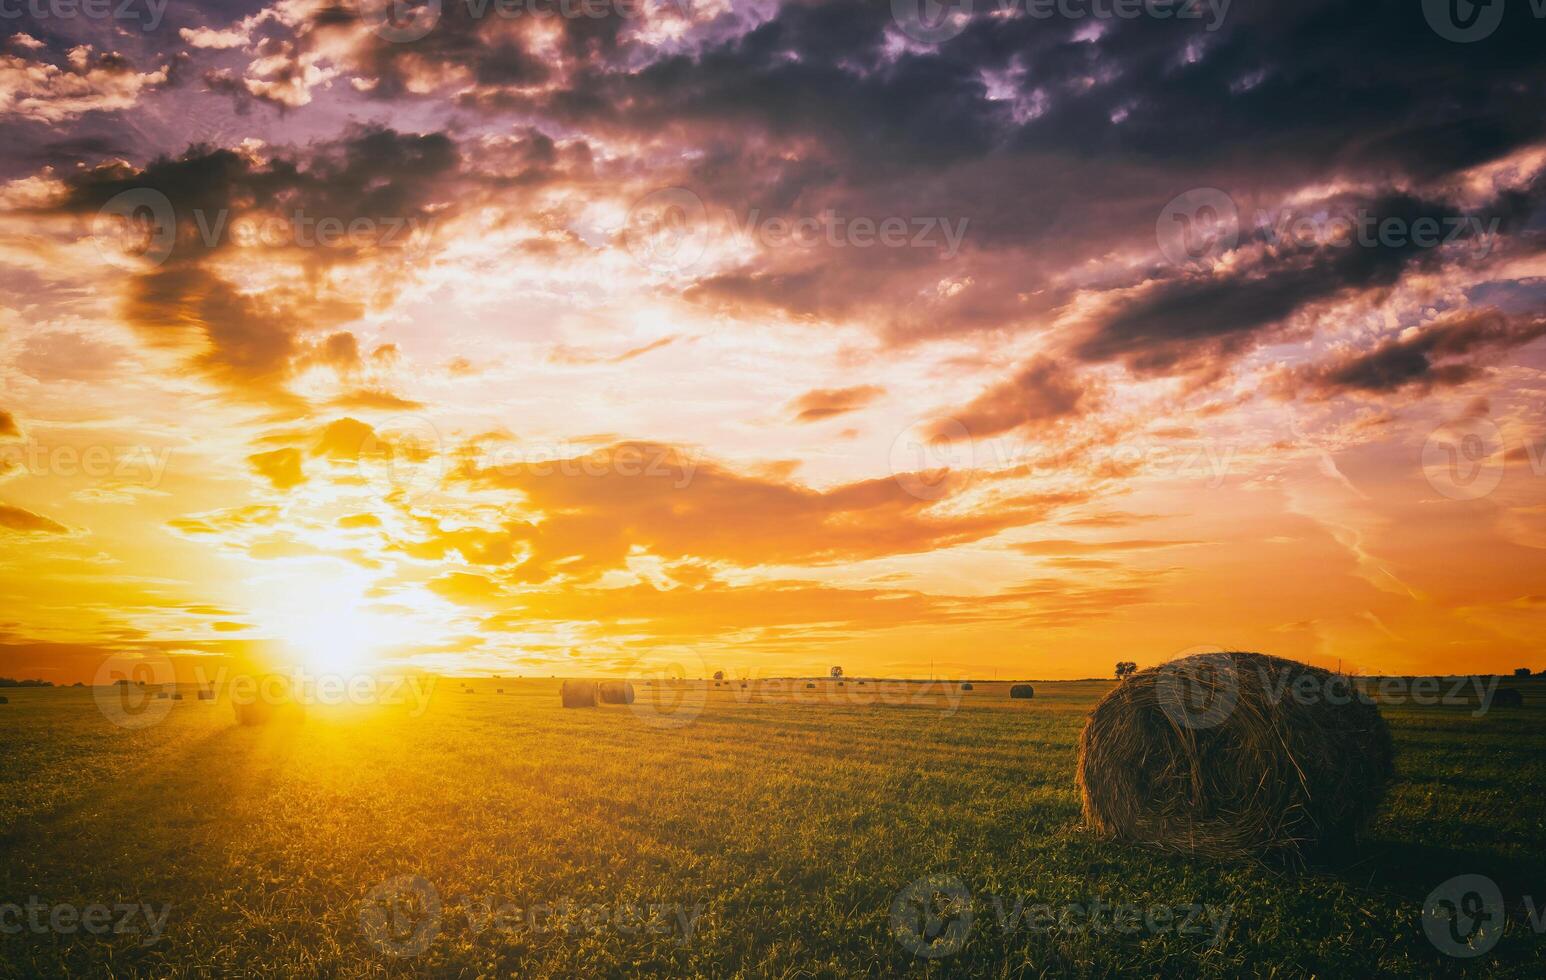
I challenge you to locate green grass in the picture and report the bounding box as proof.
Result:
[1,677,1543,976]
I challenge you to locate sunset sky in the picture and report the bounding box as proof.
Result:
[1,0,1544,684]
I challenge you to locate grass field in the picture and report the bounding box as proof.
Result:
[2,677,1544,976]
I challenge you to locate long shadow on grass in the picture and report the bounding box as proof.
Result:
[1338,838,1546,919]
[0,723,305,889]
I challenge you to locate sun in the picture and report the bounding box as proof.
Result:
[247,567,394,676]
[286,610,380,674]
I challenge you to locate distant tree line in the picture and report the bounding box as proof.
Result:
[0,677,54,687]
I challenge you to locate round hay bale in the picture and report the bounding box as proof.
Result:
[1492,687,1524,708]
[961,682,974,691]
[1077,652,1394,861]
[806,682,816,689]
[560,679,598,708]
[598,680,636,705]
[0,696,8,704]
[1009,684,1034,699]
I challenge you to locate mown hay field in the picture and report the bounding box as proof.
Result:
[1,677,1544,976]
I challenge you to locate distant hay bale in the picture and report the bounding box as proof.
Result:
[156,692,169,700]
[962,682,974,691]
[598,680,636,705]
[172,693,184,701]
[0,696,8,704]
[1077,652,1394,862]
[1009,684,1034,699]
[560,679,599,708]
[806,682,816,689]
[1492,687,1524,708]
[497,688,504,694]
[197,690,215,701]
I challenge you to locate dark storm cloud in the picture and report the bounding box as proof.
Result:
[439,0,1543,370]
[1284,309,1546,399]
[39,126,458,401]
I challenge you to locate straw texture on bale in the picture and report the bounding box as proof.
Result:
[1077,652,1394,861]
[598,680,636,705]
[1010,684,1034,699]
[561,679,599,708]
[1492,687,1524,708]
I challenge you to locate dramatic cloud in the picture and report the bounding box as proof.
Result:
[1285,309,1546,398]
[931,357,1089,439]
[3,0,1545,679]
